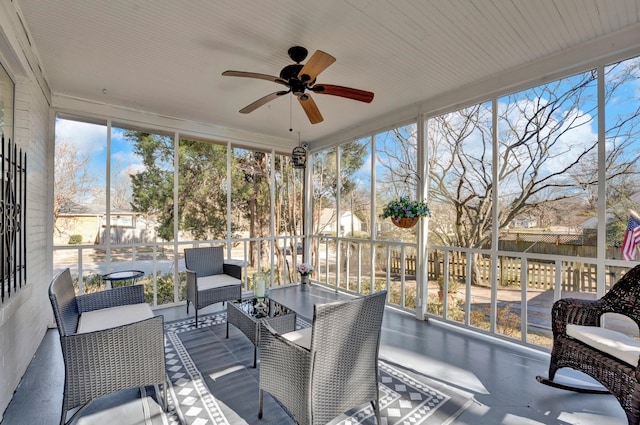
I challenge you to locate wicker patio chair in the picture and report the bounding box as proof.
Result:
[48,268,167,425]
[537,264,640,425]
[185,246,242,327]
[258,290,387,425]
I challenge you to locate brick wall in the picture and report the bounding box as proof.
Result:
[0,1,52,418]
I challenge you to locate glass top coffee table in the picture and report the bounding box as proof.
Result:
[226,297,297,367]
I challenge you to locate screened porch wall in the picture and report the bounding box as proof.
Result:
[52,52,640,354]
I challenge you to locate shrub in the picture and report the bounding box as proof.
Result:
[437,276,460,293]
[142,271,186,305]
[427,294,464,321]
[72,273,105,294]
[68,234,83,245]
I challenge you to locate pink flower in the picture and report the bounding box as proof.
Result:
[296,263,314,275]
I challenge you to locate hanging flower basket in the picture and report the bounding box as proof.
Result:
[382,197,431,229]
[391,216,419,228]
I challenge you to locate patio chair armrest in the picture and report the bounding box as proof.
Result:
[60,315,166,411]
[186,269,197,299]
[185,269,197,284]
[223,262,242,280]
[551,298,603,335]
[76,284,145,313]
[259,319,311,412]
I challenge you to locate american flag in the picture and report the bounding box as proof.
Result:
[622,214,640,261]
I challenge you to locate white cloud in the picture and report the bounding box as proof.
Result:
[112,150,145,175]
[127,163,146,175]
[55,119,106,156]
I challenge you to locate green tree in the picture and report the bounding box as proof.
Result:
[129,134,234,241]
[128,132,175,240]
[232,150,271,267]
[128,134,306,276]
[177,140,228,240]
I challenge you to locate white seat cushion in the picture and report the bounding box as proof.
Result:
[567,324,640,366]
[197,274,242,290]
[282,327,312,350]
[77,303,154,334]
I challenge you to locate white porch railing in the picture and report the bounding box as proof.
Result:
[53,237,637,349]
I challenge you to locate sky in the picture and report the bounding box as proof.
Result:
[55,119,144,189]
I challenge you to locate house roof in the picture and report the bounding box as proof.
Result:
[58,200,101,215]
[11,0,640,145]
[318,208,338,226]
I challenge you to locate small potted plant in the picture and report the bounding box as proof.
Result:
[296,262,314,289]
[382,196,431,228]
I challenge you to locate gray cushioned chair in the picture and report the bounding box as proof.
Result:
[185,246,242,327]
[258,290,387,424]
[48,268,167,425]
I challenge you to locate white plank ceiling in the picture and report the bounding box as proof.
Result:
[11,0,640,145]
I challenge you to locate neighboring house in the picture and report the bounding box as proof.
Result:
[55,201,157,245]
[316,208,362,237]
[54,201,102,245]
[580,193,640,234]
[578,215,604,232]
[100,212,157,245]
[510,216,538,228]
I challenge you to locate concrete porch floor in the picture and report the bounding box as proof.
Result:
[0,284,628,424]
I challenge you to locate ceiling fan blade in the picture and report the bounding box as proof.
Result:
[222,70,288,87]
[298,95,324,124]
[239,91,289,114]
[297,50,336,83]
[311,84,374,103]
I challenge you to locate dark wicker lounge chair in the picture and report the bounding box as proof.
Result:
[49,268,167,425]
[537,264,640,425]
[258,290,387,424]
[185,246,242,327]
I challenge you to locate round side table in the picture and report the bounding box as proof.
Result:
[101,270,144,287]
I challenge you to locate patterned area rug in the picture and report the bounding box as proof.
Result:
[162,313,472,425]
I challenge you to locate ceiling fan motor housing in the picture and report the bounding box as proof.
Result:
[280,64,311,96]
[279,64,303,81]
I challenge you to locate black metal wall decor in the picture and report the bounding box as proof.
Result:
[1,135,26,303]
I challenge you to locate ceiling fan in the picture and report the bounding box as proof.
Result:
[222,46,374,124]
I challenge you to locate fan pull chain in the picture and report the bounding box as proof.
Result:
[289,95,293,132]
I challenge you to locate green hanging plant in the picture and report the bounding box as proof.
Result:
[382,197,431,219]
